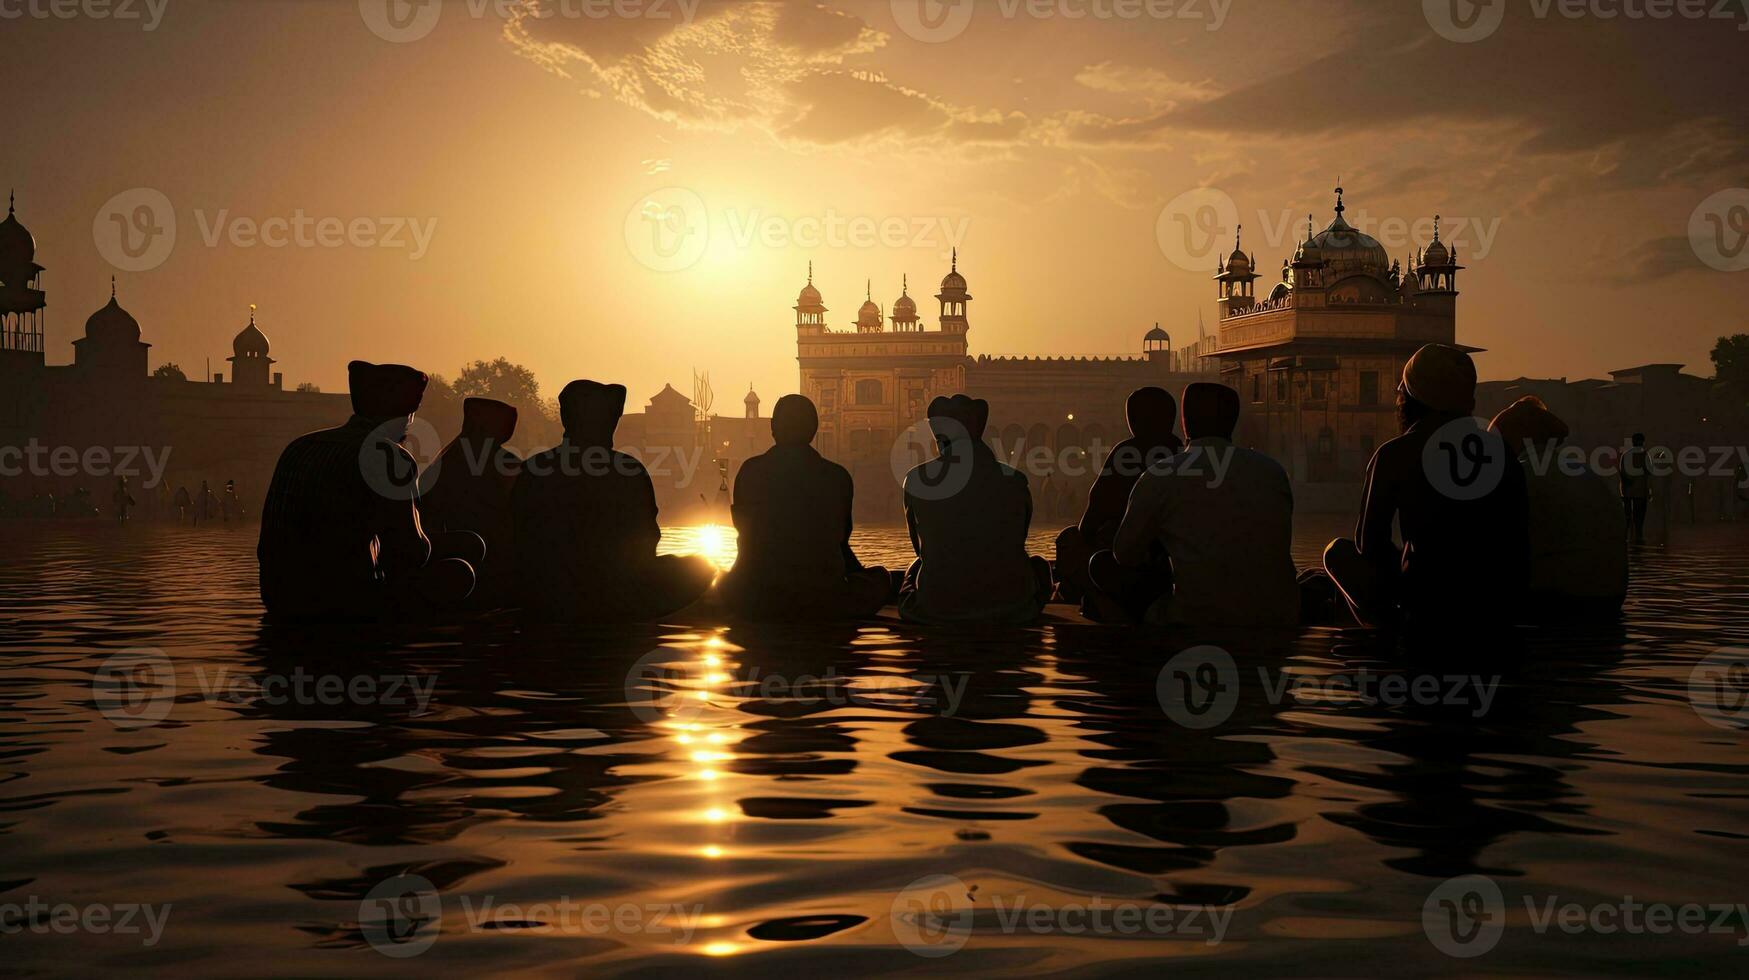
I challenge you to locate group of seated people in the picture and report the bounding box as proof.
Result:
[257,345,1627,628]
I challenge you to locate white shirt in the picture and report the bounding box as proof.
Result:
[1113,436,1301,627]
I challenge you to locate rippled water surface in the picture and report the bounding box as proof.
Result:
[3,520,1749,976]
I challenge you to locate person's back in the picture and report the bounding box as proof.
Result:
[1491,396,1625,613]
[900,395,1045,625]
[421,397,522,601]
[512,379,711,620]
[258,418,393,612]
[1111,384,1298,627]
[722,395,893,620]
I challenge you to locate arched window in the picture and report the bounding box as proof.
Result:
[855,379,883,405]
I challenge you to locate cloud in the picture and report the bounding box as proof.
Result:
[1611,235,1704,284]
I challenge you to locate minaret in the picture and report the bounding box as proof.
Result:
[744,384,759,419]
[228,304,275,386]
[1214,224,1259,319]
[794,261,827,335]
[890,274,920,331]
[1414,214,1462,314]
[935,248,971,335]
[0,190,48,356]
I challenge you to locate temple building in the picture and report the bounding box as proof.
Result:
[794,253,1220,517]
[0,196,352,513]
[1207,186,1470,490]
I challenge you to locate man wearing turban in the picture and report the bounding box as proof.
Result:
[257,360,484,620]
[898,394,1053,625]
[1321,344,1529,628]
[511,379,714,621]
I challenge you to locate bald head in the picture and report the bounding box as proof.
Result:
[1182,383,1240,441]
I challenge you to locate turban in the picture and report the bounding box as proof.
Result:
[1400,344,1477,414]
[348,360,428,419]
[771,394,818,447]
[461,397,518,443]
[1125,386,1178,443]
[927,394,989,442]
[558,380,627,447]
[1489,395,1569,450]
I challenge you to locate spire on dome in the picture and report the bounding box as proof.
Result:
[1432,214,1442,243]
[1334,180,1345,215]
[807,260,813,284]
[110,275,116,299]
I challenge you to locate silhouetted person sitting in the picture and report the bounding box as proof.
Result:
[898,394,1052,626]
[719,394,893,620]
[512,379,713,622]
[1090,382,1298,626]
[257,360,483,621]
[1490,396,1626,620]
[420,397,523,605]
[1323,344,1528,629]
[1054,386,1181,610]
[1620,431,1650,544]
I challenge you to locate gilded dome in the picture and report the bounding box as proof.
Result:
[233,313,270,358]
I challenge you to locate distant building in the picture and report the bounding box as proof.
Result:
[615,382,773,520]
[0,197,351,513]
[1206,186,1468,490]
[792,254,1220,518]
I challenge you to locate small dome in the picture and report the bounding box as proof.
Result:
[744,387,759,405]
[939,249,968,294]
[858,297,881,317]
[0,194,37,277]
[797,281,822,306]
[84,293,140,344]
[893,275,917,316]
[1421,225,1451,268]
[233,315,270,357]
[1144,325,1170,343]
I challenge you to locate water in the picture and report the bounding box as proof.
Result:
[3,519,1748,976]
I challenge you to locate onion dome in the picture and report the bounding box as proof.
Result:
[0,191,38,279]
[1144,325,1170,344]
[855,280,882,331]
[233,305,270,357]
[893,274,917,317]
[939,248,968,293]
[1421,215,1452,267]
[84,279,141,344]
[797,261,823,307]
[1309,185,1390,278]
[744,386,759,407]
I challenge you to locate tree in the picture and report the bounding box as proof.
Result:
[1713,334,1749,402]
[453,358,543,409]
[295,382,321,393]
[152,362,187,382]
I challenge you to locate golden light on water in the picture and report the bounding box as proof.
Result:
[690,524,736,571]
